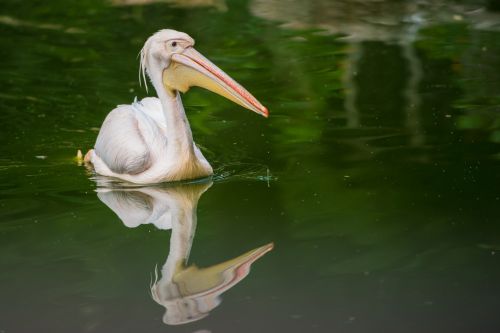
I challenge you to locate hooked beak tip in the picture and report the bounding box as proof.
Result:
[261,106,269,118]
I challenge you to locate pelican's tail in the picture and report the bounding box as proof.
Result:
[75,149,93,166]
[84,149,94,163]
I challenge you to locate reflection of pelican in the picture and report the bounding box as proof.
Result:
[85,29,267,184]
[96,181,273,325]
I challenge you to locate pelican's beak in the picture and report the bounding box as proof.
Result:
[164,47,268,117]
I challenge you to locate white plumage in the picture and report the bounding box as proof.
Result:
[85,29,267,184]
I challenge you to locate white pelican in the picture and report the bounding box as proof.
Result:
[85,29,268,184]
[96,181,273,325]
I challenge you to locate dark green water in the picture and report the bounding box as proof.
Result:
[1,0,500,332]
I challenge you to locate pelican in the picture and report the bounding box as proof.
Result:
[84,29,268,184]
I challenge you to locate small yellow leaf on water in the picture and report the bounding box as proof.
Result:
[75,150,84,166]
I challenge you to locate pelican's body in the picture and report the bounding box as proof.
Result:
[89,95,212,183]
[86,29,267,184]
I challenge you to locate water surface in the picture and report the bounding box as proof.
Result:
[1,0,500,332]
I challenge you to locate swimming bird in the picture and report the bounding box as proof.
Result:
[85,29,267,184]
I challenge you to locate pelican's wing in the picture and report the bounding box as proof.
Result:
[94,99,163,175]
[137,97,166,130]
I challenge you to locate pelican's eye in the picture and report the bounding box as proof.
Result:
[171,41,177,47]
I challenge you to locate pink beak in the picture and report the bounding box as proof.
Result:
[168,47,268,118]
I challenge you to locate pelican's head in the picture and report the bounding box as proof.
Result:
[140,29,268,117]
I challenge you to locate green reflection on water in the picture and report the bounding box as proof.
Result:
[1,0,500,332]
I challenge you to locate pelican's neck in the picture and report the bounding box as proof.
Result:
[149,70,212,181]
[155,83,195,158]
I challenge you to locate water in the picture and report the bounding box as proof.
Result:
[1,0,500,332]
